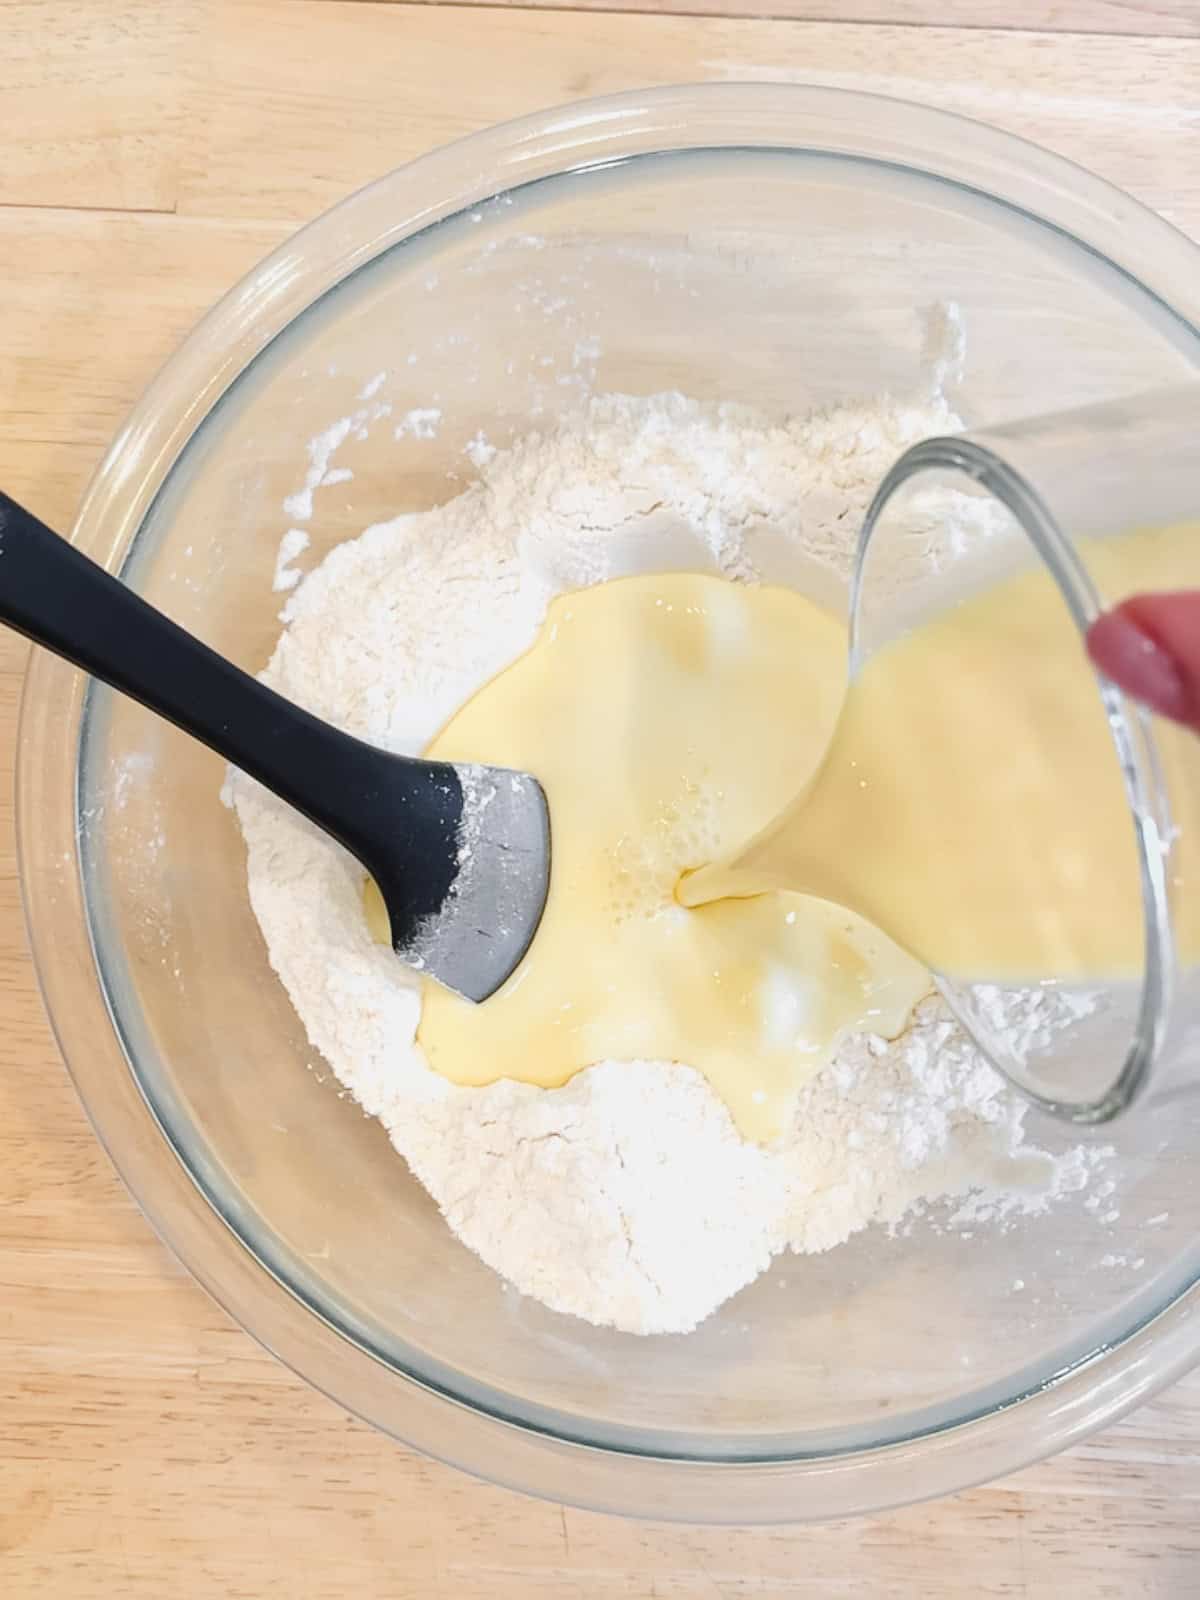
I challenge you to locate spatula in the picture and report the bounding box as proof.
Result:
[0,490,551,1001]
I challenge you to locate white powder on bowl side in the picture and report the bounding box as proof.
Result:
[231,390,1107,1336]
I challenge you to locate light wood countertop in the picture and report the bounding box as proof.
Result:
[3,2,1199,1592]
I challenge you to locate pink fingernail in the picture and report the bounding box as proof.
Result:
[1086,609,1189,722]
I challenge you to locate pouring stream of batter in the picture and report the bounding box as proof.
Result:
[681,522,1200,982]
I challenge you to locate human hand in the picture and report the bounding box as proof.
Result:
[1087,592,1200,734]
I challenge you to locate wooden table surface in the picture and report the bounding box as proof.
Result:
[4,1,1200,1593]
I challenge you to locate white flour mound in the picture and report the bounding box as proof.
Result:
[232,391,1105,1336]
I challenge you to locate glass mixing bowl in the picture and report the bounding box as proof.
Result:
[18,85,1200,1521]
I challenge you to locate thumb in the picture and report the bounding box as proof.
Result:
[1086,591,1200,734]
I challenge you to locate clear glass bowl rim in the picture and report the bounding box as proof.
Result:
[17,82,1200,1522]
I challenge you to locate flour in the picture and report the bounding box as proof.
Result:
[282,415,355,522]
[232,389,1107,1336]
[282,400,392,522]
[272,528,310,593]
[394,406,443,441]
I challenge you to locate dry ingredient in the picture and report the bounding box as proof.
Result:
[231,389,1108,1336]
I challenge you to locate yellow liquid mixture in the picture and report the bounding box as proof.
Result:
[368,523,1200,1142]
[682,522,1200,981]
[373,574,929,1142]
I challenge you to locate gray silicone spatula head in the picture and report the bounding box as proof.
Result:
[374,759,551,1001]
[0,488,551,1003]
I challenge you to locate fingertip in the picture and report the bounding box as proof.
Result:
[1086,603,1193,726]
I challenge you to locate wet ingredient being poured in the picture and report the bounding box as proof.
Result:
[369,573,929,1143]
[681,522,1200,983]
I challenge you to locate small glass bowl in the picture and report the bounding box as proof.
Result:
[855,385,1200,1124]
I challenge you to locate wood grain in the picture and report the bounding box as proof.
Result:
[184,3,1200,242]
[0,1,187,212]
[2,3,1199,1595]
[379,0,1200,40]
[0,211,291,450]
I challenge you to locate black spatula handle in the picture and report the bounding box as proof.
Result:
[0,490,463,926]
